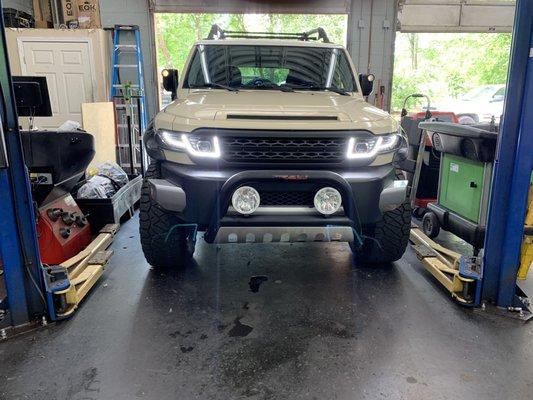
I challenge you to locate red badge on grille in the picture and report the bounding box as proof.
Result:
[273,174,309,181]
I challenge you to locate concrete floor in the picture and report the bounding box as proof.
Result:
[1,215,533,400]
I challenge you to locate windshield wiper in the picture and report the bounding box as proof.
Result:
[284,83,350,96]
[245,82,295,92]
[191,82,239,92]
[322,86,350,96]
[278,84,295,92]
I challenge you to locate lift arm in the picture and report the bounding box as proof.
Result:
[482,0,533,308]
[0,7,47,328]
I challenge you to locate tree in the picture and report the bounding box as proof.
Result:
[155,13,349,75]
[407,33,419,70]
[392,32,512,111]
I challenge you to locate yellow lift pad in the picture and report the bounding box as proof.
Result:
[54,224,119,318]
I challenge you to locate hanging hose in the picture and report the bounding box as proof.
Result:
[150,223,199,247]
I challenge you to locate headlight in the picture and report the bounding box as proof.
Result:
[158,130,221,158]
[379,134,401,152]
[346,133,401,159]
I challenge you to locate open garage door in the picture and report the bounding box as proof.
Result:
[398,0,516,33]
[152,0,351,14]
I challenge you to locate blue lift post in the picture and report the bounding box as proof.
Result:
[0,7,47,332]
[482,0,533,310]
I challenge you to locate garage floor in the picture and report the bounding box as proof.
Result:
[1,215,532,400]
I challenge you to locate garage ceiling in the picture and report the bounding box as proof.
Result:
[398,0,516,32]
[151,0,351,14]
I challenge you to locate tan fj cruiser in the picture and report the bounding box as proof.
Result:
[141,26,410,268]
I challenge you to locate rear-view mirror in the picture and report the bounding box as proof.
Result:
[162,69,179,100]
[359,73,375,97]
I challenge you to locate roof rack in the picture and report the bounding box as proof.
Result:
[206,24,331,43]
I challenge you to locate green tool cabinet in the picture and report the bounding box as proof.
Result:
[439,154,486,223]
[417,121,498,251]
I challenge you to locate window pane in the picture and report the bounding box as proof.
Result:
[185,45,356,92]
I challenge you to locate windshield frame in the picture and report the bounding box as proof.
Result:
[181,43,359,94]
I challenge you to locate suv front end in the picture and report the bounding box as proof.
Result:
[140,31,411,268]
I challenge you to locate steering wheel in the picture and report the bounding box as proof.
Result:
[248,77,273,87]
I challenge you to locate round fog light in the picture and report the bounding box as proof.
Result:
[314,187,342,215]
[232,186,260,215]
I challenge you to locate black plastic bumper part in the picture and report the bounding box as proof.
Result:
[159,162,396,233]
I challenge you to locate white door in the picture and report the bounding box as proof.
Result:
[19,39,95,129]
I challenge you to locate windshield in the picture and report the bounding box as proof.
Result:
[184,44,357,92]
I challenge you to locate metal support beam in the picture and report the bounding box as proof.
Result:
[0,6,47,327]
[482,0,533,308]
[152,0,351,14]
[398,0,516,33]
[346,0,397,111]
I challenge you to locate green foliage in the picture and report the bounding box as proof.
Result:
[156,13,222,70]
[155,13,347,75]
[155,14,512,114]
[392,32,512,111]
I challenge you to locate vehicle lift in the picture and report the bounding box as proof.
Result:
[406,0,533,319]
[0,7,117,339]
[0,1,533,338]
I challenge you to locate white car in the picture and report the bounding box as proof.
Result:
[437,84,506,124]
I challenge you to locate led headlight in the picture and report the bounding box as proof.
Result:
[158,130,221,158]
[232,186,260,215]
[346,133,401,159]
[314,187,342,215]
[378,134,400,152]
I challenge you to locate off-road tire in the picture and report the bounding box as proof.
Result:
[139,162,195,269]
[350,200,411,264]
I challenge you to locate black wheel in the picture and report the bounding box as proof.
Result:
[422,212,440,238]
[350,200,412,264]
[458,114,476,125]
[139,162,196,269]
[412,206,426,219]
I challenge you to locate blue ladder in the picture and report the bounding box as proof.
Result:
[109,25,148,175]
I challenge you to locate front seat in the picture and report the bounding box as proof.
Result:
[228,65,242,87]
[211,65,242,87]
[285,69,308,86]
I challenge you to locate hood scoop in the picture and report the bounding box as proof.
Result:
[226,114,339,121]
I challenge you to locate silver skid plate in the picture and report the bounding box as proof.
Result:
[213,226,354,244]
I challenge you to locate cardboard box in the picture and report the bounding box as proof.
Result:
[33,0,52,27]
[60,0,78,26]
[76,0,101,29]
[34,20,52,28]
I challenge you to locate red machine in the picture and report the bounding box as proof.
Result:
[22,130,95,265]
[36,194,92,265]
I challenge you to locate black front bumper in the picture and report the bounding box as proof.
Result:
[156,162,403,239]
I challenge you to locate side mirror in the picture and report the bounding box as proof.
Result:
[491,94,504,102]
[359,73,375,97]
[162,69,179,100]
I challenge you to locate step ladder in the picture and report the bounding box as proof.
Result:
[110,25,148,175]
